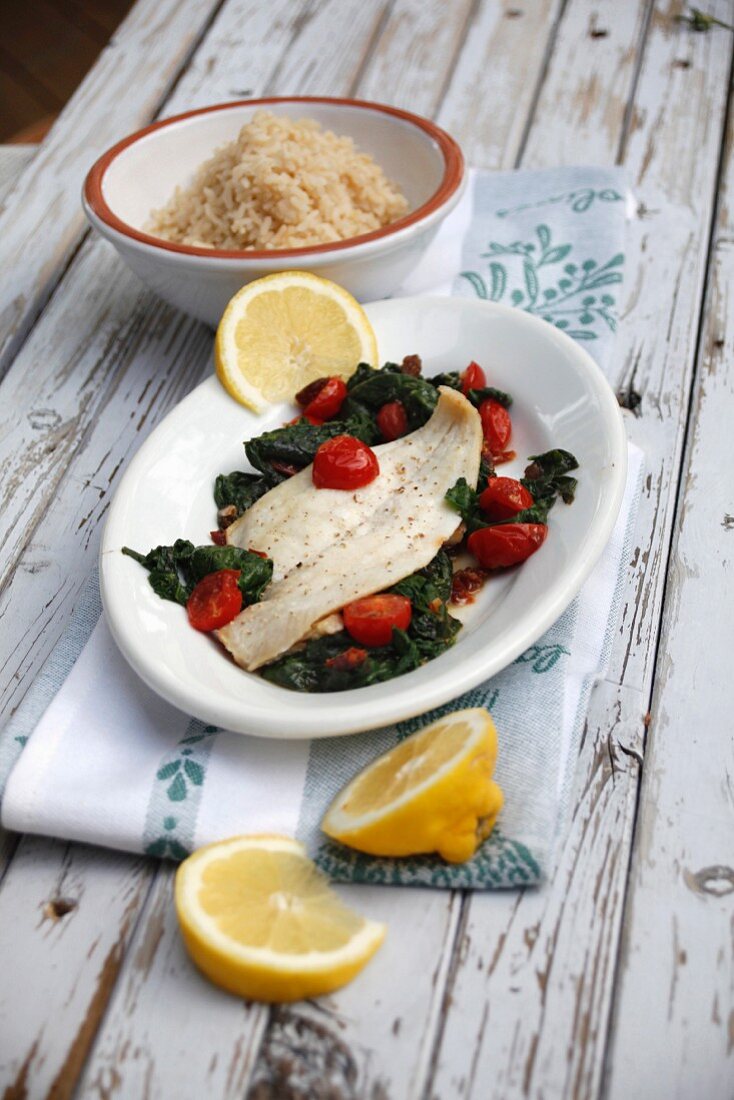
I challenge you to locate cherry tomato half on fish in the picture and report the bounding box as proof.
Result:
[461,360,486,394]
[467,523,547,569]
[376,400,408,441]
[479,399,512,454]
[187,569,243,631]
[343,593,412,647]
[312,435,380,490]
[479,477,534,521]
[303,377,348,420]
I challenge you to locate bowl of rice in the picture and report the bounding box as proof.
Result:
[83,97,465,326]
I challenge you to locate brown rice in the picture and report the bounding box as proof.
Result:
[147,111,409,251]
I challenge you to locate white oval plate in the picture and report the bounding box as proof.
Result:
[100,296,626,738]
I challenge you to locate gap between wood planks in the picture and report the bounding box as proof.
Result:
[423,2,734,1095]
[421,1,655,1087]
[0,4,730,1095]
[0,4,559,1095]
[0,2,476,1096]
[0,0,230,386]
[600,29,734,1097]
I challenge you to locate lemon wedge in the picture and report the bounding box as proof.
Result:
[322,708,503,863]
[175,834,385,1002]
[214,271,378,411]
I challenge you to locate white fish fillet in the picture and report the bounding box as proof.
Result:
[218,387,482,671]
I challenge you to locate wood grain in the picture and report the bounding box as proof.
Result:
[0,0,732,1096]
[604,47,734,1099]
[437,0,563,170]
[0,838,152,1100]
[0,1,396,1093]
[0,2,478,1096]
[429,2,734,1097]
[0,0,223,381]
[0,145,35,204]
[53,3,567,1096]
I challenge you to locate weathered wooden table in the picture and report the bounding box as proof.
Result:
[0,1,732,1096]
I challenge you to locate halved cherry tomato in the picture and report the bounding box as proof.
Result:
[467,524,547,569]
[461,360,486,394]
[304,377,347,420]
[296,377,328,406]
[376,400,408,441]
[186,569,243,632]
[479,477,534,521]
[479,399,512,454]
[312,435,379,490]
[210,529,227,545]
[343,593,412,647]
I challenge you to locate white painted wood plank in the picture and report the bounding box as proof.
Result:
[355,0,475,115]
[429,2,734,1097]
[0,0,386,710]
[0,2,396,1094]
[0,838,152,1099]
[58,6,564,1098]
[522,0,652,168]
[0,0,223,381]
[604,79,734,1100]
[0,146,35,205]
[75,865,270,1100]
[0,3,475,1097]
[0,142,35,879]
[438,0,563,170]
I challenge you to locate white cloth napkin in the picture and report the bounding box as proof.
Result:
[0,166,640,887]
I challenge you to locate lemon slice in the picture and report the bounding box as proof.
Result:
[322,708,504,864]
[175,834,385,1002]
[214,271,378,411]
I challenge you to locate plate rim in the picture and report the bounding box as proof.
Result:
[100,296,628,738]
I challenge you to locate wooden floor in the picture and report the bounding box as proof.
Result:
[0,0,133,141]
[0,1,733,1097]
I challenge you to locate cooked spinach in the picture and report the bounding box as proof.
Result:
[212,361,512,525]
[214,407,378,522]
[261,629,423,692]
[466,385,513,409]
[245,411,377,476]
[341,362,439,430]
[122,541,273,605]
[261,551,461,693]
[446,448,580,531]
[426,372,513,410]
[521,449,578,507]
[445,478,483,533]
[121,539,195,605]
[214,470,278,514]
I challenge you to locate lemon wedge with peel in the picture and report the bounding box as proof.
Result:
[322,708,503,864]
[214,271,378,411]
[175,834,385,1002]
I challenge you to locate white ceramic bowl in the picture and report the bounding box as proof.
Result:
[82,97,465,325]
[100,296,627,738]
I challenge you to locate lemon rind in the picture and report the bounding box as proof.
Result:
[321,708,492,836]
[215,271,378,412]
[175,834,386,974]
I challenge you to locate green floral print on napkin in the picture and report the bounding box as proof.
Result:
[314,828,541,889]
[461,224,624,342]
[496,186,624,218]
[143,723,219,858]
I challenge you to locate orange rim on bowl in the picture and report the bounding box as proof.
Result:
[83,96,465,260]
